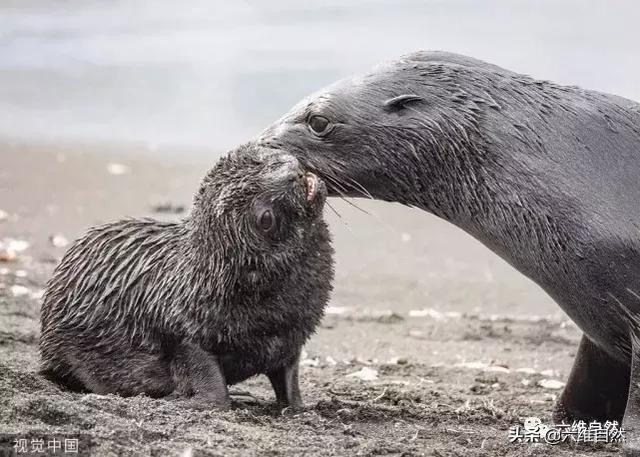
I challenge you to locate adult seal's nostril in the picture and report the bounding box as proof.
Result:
[258,50,640,447]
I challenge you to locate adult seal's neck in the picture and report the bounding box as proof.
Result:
[370,110,493,228]
[364,111,577,285]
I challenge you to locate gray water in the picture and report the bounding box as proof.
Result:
[0,0,639,159]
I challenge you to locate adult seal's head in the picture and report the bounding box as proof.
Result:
[259,51,511,215]
[258,50,640,452]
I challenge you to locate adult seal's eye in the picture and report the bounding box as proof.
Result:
[308,115,331,135]
[258,209,276,233]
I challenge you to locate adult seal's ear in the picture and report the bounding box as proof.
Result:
[383,94,424,112]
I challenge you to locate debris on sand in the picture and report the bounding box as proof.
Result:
[539,369,559,378]
[49,234,69,248]
[106,163,131,175]
[151,203,186,214]
[300,356,320,368]
[325,356,337,366]
[454,361,510,374]
[537,379,565,390]
[408,308,462,320]
[0,238,29,262]
[346,367,379,382]
[387,356,409,365]
[30,289,45,302]
[326,306,350,315]
[0,209,8,222]
[10,285,30,297]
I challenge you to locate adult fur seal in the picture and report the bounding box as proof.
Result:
[40,145,334,410]
[259,51,640,450]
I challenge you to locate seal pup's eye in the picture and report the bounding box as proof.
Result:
[308,115,332,136]
[257,209,276,233]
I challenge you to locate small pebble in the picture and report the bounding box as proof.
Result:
[387,356,409,365]
[107,163,131,175]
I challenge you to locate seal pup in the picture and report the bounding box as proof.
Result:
[258,51,640,449]
[40,145,334,410]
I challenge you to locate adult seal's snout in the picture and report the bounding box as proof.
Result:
[258,50,640,451]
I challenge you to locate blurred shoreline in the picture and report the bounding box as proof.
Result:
[1,0,639,159]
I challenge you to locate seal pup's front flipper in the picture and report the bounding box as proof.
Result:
[553,335,628,424]
[267,352,303,410]
[170,343,231,410]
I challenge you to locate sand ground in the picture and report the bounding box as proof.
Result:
[0,145,620,456]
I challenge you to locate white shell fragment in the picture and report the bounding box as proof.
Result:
[10,285,30,297]
[325,306,349,315]
[106,163,131,175]
[346,367,379,382]
[537,379,565,390]
[408,308,461,320]
[50,234,70,248]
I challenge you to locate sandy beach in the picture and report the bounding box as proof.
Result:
[0,143,621,456]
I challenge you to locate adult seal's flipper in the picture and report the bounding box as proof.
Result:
[624,334,640,455]
[553,335,629,424]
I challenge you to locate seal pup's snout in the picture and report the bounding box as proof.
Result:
[301,172,327,208]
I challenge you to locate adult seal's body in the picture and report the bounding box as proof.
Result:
[258,51,640,450]
[40,145,333,409]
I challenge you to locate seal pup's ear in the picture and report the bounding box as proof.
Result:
[383,94,424,112]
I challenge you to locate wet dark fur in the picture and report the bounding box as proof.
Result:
[258,51,640,448]
[40,145,334,409]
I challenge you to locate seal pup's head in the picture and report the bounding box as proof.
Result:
[189,144,327,283]
[258,51,501,216]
